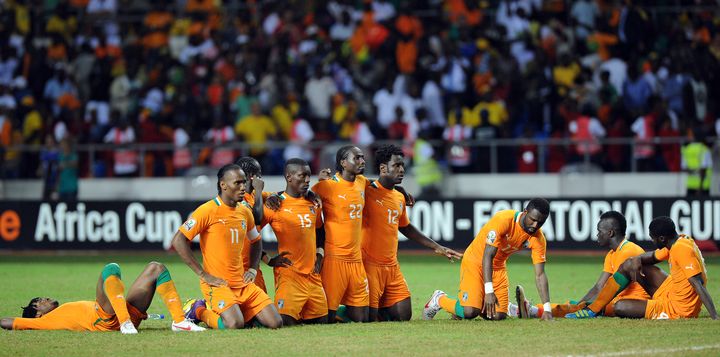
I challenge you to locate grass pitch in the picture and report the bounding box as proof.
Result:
[1,253,719,356]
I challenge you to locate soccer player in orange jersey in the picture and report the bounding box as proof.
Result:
[568,216,718,320]
[516,211,649,318]
[1,262,204,333]
[262,158,328,326]
[363,144,462,321]
[311,145,371,322]
[423,198,553,321]
[171,164,282,329]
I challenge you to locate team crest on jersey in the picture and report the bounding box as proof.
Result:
[486,230,497,244]
[218,300,226,309]
[183,218,196,231]
[278,299,284,309]
[360,191,365,199]
[241,220,247,230]
[462,292,469,302]
[522,240,530,249]
[310,207,316,215]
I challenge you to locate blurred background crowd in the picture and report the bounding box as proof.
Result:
[0,0,718,184]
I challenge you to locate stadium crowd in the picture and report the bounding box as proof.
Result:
[0,0,719,180]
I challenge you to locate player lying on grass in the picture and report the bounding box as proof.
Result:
[567,216,718,320]
[423,198,553,321]
[0,262,204,333]
[514,210,649,318]
[361,144,462,321]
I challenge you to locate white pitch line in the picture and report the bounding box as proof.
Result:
[555,344,720,357]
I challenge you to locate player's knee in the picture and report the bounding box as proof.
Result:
[613,301,629,317]
[146,261,166,274]
[222,318,244,329]
[101,263,122,280]
[493,312,508,321]
[396,309,412,321]
[463,307,481,319]
[618,259,634,275]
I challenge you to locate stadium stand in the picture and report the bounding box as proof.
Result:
[0,0,718,179]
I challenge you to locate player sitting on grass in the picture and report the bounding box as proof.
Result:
[513,211,649,318]
[1,262,204,333]
[567,216,718,320]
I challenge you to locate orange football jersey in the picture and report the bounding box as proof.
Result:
[464,210,546,270]
[180,196,259,287]
[603,239,650,300]
[361,180,410,266]
[311,174,368,262]
[653,235,707,317]
[263,193,323,274]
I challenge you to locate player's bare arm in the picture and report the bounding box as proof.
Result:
[398,224,462,262]
[171,231,227,287]
[689,274,718,320]
[250,176,265,225]
[482,245,499,319]
[314,226,326,274]
[580,271,611,303]
[267,251,293,268]
[393,186,415,207]
[245,238,262,283]
[626,251,660,281]
[533,262,553,321]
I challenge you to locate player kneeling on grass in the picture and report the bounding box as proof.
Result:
[513,211,649,318]
[423,198,553,321]
[174,164,283,329]
[259,158,329,326]
[567,216,718,320]
[0,262,204,333]
[362,144,462,321]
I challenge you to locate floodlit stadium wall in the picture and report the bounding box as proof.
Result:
[1,198,718,251]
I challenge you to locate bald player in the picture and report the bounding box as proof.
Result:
[568,216,717,320]
[172,164,282,329]
[262,158,328,326]
[424,198,553,321]
[362,144,462,321]
[515,211,649,318]
[311,145,371,322]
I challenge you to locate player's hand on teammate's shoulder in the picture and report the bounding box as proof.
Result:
[435,246,463,262]
[265,193,282,211]
[394,186,415,207]
[200,271,227,287]
[251,175,265,192]
[317,168,332,181]
[304,190,323,210]
[627,256,644,281]
[268,252,293,268]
